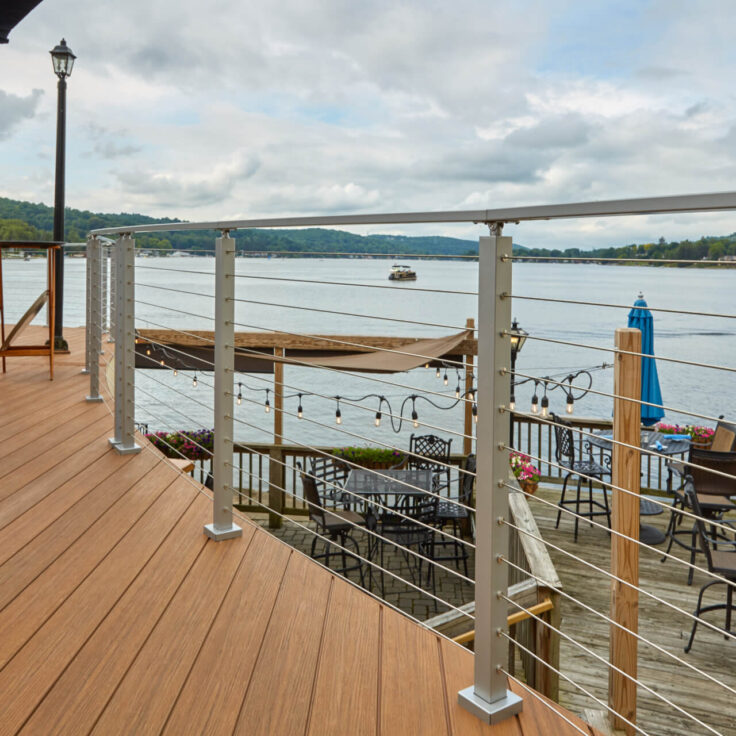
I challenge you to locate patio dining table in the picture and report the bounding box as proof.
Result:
[586,429,691,544]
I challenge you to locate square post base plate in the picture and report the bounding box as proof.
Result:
[204,523,243,541]
[108,438,142,455]
[458,686,523,724]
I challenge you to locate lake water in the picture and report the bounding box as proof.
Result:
[3,256,734,451]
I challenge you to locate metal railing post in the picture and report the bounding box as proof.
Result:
[86,236,103,402]
[204,231,242,541]
[108,244,116,343]
[82,237,92,375]
[101,243,108,335]
[459,230,523,723]
[109,233,141,454]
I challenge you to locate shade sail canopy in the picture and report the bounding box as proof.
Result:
[627,294,664,426]
[0,0,44,42]
[281,331,469,374]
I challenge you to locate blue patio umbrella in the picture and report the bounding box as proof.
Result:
[627,292,664,426]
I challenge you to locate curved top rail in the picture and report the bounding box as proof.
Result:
[89,191,736,237]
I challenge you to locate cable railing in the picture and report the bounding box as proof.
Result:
[83,192,736,736]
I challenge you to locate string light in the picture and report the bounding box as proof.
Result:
[146,347,151,356]
[335,397,342,425]
[436,366,441,378]
[237,383,243,406]
[509,393,516,412]
[566,377,574,414]
[375,397,383,427]
[531,381,539,414]
[411,396,419,428]
[264,388,271,413]
[472,403,478,423]
[443,371,449,386]
[455,382,461,399]
[192,373,198,388]
[540,382,549,418]
[297,394,303,419]
[159,359,165,366]
[173,368,178,377]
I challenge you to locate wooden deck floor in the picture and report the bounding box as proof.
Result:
[529,486,736,736]
[0,327,598,736]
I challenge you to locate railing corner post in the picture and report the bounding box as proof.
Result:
[109,233,141,454]
[85,236,104,403]
[204,231,242,541]
[459,231,523,724]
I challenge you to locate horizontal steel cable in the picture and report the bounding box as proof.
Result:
[230,317,469,370]
[505,292,736,320]
[501,633,652,736]
[514,414,736,487]
[509,254,730,266]
[134,314,475,407]
[507,484,736,589]
[502,593,726,736]
[502,555,736,697]
[170,247,482,259]
[498,673,590,736]
[502,519,736,641]
[138,368,476,539]
[233,364,475,443]
[232,271,478,296]
[137,281,478,332]
[135,387,476,603]
[515,331,736,374]
[512,369,734,426]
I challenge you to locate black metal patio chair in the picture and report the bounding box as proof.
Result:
[309,455,350,508]
[684,480,736,652]
[662,447,736,584]
[302,473,366,586]
[552,414,611,542]
[394,433,453,495]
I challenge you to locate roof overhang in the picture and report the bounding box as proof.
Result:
[0,0,45,43]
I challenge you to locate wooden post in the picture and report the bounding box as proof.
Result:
[609,328,641,735]
[269,347,285,528]
[463,317,475,456]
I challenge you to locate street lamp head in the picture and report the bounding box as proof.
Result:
[50,38,76,79]
[509,317,528,357]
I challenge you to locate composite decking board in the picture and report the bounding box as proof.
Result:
[90,523,256,736]
[0,400,109,475]
[0,474,198,736]
[0,456,168,670]
[0,429,120,548]
[380,604,450,735]
[0,413,113,500]
[0,373,84,424]
[0,362,87,411]
[232,553,333,736]
[437,638,517,736]
[19,494,212,736]
[0,447,159,612]
[0,380,94,443]
[161,530,292,736]
[306,577,381,736]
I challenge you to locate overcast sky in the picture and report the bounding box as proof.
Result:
[2,0,736,248]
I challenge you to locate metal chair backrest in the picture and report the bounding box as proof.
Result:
[301,473,326,527]
[459,454,476,504]
[408,434,452,471]
[685,478,716,571]
[310,455,349,501]
[688,448,736,497]
[551,413,575,465]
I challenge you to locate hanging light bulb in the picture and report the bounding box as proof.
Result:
[424,362,430,369]
[540,395,549,418]
[443,371,448,386]
[264,389,271,413]
[472,403,478,423]
[236,383,242,406]
[531,383,539,414]
[566,391,574,415]
[160,359,165,366]
[435,366,441,378]
[297,394,303,419]
[192,373,198,388]
[509,393,516,412]
[173,368,178,377]
[146,347,151,356]
[455,383,461,399]
[335,397,342,425]
[375,411,382,427]
[411,397,419,428]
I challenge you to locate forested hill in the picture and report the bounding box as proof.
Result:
[1,196,735,263]
[0,197,478,256]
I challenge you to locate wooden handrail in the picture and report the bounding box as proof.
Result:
[451,598,554,646]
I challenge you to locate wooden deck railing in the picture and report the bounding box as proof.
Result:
[512,412,669,493]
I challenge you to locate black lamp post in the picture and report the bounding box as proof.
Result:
[50,38,76,351]
[509,317,527,448]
